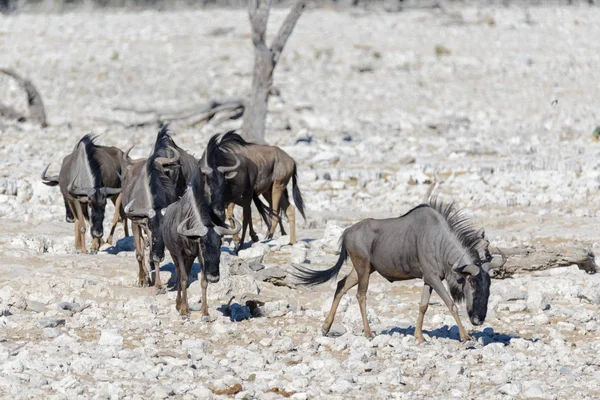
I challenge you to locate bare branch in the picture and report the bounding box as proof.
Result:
[492,246,598,279]
[248,0,271,50]
[0,68,47,127]
[270,0,306,65]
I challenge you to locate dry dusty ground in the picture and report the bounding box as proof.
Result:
[2,3,600,399]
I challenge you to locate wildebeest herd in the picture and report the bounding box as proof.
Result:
[41,126,507,342]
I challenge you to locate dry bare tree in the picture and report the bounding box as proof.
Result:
[0,69,47,128]
[242,0,306,143]
[110,0,306,144]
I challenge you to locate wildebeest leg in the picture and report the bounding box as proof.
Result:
[133,223,150,287]
[355,259,376,338]
[415,284,433,344]
[172,253,182,312]
[322,269,359,335]
[428,278,471,342]
[235,202,252,254]
[107,193,123,245]
[266,183,285,240]
[226,203,241,244]
[72,200,87,253]
[200,272,210,321]
[280,192,296,244]
[151,259,165,295]
[178,257,194,317]
[64,198,74,223]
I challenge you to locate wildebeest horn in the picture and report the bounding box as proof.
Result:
[124,198,155,219]
[452,253,480,276]
[200,154,213,175]
[123,145,134,164]
[217,154,241,173]
[67,179,95,198]
[483,247,507,271]
[214,216,242,236]
[100,187,122,196]
[177,217,209,238]
[155,146,180,166]
[41,164,59,186]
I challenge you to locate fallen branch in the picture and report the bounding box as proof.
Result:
[0,68,47,127]
[492,246,598,279]
[107,97,246,129]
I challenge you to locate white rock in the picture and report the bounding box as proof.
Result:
[291,247,307,264]
[237,243,270,260]
[98,329,124,348]
[320,222,345,253]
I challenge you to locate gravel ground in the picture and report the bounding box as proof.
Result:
[2,4,600,399]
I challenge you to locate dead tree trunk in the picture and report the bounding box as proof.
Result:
[492,246,598,279]
[0,69,47,128]
[243,0,306,144]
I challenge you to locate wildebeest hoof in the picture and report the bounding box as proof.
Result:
[155,288,166,295]
[88,249,98,255]
[250,234,259,242]
[181,314,190,321]
[320,327,329,336]
[201,315,210,322]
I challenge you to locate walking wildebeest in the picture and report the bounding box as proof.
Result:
[162,168,241,318]
[201,132,275,253]
[219,131,305,245]
[293,199,506,342]
[41,134,124,253]
[121,138,180,291]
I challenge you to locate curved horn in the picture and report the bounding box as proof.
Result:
[216,154,241,173]
[124,198,155,218]
[123,145,134,164]
[154,146,180,166]
[68,181,95,198]
[484,246,507,271]
[177,217,209,238]
[200,154,213,175]
[101,187,123,196]
[41,164,59,186]
[214,216,242,236]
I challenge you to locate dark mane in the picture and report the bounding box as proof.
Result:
[79,134,102,188]
[146,152,176,209]
[182,169,213,227]
[153,124,175,155]
[428,196,483,264]
[219,130,253,149]
[205,132,239,168]
[398,203,430,218]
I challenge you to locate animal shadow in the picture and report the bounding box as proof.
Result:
[103,236,135,254]
[163,262,201,289]
[380,325,539,346]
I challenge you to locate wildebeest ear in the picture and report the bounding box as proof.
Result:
[225,171,238,180]
[454,264,480,277]
[476,228,485,239]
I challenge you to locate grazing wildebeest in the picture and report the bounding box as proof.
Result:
[201,132,274,253]
[121,139,180,291]
[293,199,506,342]
[41,135,123,253]
[219,131,305,245]
[162,168,241,318]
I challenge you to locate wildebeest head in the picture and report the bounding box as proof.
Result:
[67,135,122,238]
[199,133,240,223]
[176,170,241,282]
[125,146,179,262]
[452,247,507,326]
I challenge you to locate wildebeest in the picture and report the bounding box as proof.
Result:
[219,131,305,245]
[41,135,124,253]
[121,136,180,291]
[202,132,275,253]
[293,199,506,342]
[162,168,241,318]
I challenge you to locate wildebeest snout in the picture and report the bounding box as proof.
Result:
[470,316,483,326]
[206,273,220,283]
[92,229,103,238]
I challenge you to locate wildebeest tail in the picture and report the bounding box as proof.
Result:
[252,195,274,231]
[292,240,348,287]
[292,165,306,220]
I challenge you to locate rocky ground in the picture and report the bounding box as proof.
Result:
[2,3,600,399]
